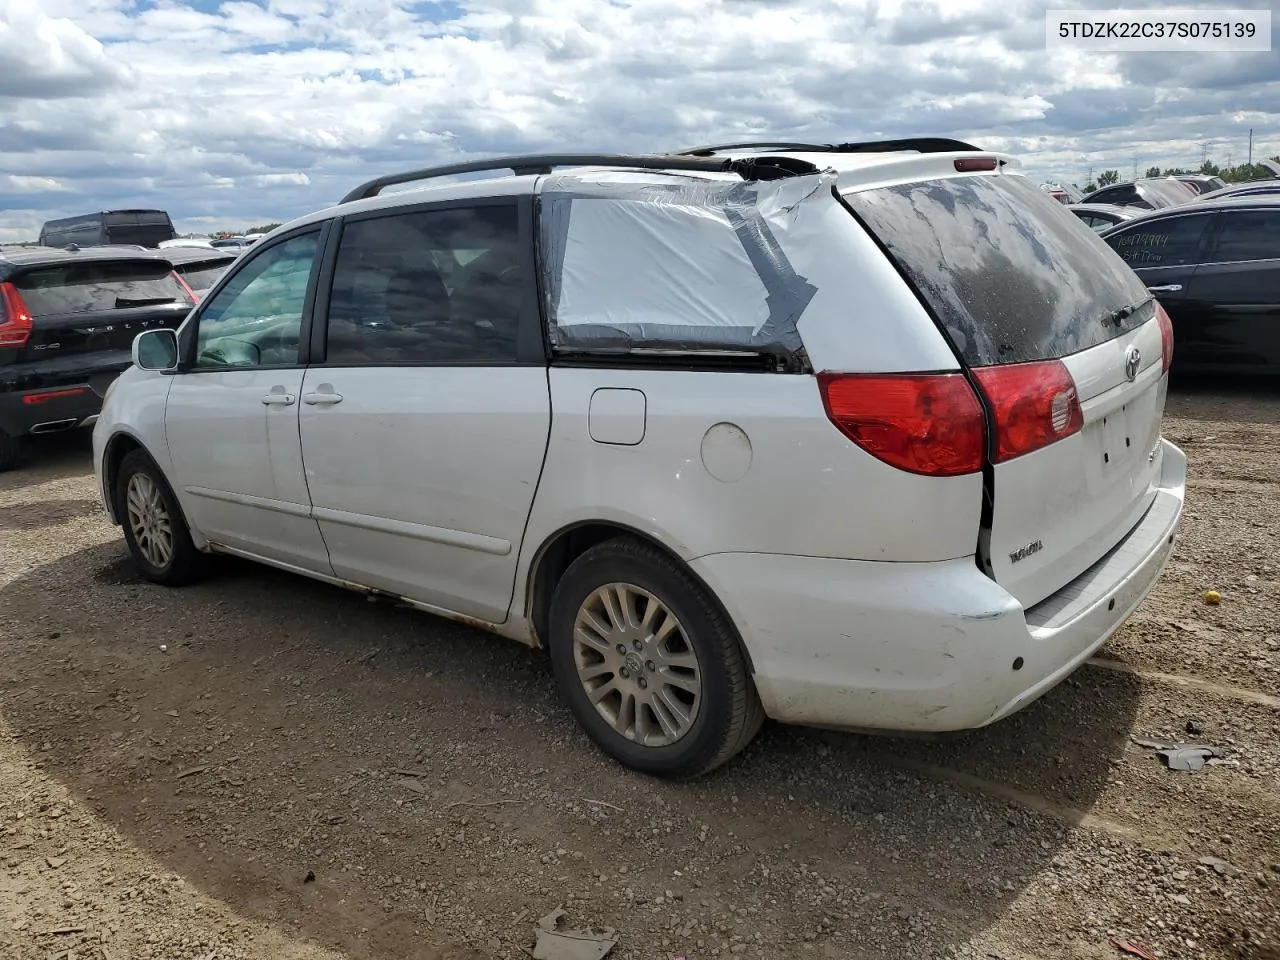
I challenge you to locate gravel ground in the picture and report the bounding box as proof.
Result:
[1,384,1278,960]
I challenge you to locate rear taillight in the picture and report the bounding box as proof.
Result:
[817,372,986,477]
[171,270,199,304]
[1155,302,1174,372]
[971,359,1083,463]
[0,282,34,349]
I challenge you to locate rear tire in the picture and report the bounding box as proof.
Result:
[0,431,23,472]
[114,449,207,586]
[548,537,763,778]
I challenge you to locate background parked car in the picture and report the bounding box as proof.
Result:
[1081,178,1195,209]
[159,238,214,250]
[1041,183,1084,204]
[159,246,237,300]
[0,245,194,470]
[1171,175,1226,195]
[1067,203,1142,232]
[38,210,177,249]
[1101,197,1280,374]
[1190,181,1280,202]
[210,237,253,250]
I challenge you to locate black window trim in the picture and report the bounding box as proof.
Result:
[1197,207,1280,266]
[1104,209,1219,268]
[310,195,545,369]
[176,220,333,374]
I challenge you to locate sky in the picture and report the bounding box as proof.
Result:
[1,0,1277,242]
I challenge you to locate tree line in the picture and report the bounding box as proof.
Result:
[1083,157,1280,193]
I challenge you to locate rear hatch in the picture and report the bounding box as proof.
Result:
[3,258,192,369]
[844,172,1170,607]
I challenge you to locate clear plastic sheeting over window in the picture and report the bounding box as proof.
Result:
[538,171,833,357]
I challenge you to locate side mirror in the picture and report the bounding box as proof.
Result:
[133,329,179,372]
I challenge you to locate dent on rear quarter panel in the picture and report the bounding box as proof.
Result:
[524,367,982,564]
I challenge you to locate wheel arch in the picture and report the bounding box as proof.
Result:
[101,432,147,524]
[523,519,756,673]
[102,432,191,535]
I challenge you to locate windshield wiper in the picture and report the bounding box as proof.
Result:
[1101,295,1154,327]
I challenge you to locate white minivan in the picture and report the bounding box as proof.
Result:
[94,140,1185,777]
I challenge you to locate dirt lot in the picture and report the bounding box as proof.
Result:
[1,384,1277,960]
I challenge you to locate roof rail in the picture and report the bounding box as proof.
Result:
[339,153,818,204]
[676,137,983,157]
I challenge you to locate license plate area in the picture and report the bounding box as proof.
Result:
[1083,384,1160,490]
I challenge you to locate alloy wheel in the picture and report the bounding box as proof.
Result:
[572,582,702,747]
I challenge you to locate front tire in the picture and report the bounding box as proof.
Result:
[548,537,763,778]
[114,449,206,586]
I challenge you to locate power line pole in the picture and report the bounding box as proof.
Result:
[1248,128,1253,166]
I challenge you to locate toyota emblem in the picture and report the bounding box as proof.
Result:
[1124,345,1141,382]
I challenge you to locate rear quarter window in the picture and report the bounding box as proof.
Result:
[14,260,188,316]
[844,174,1152,367]
[1203,210,1280,262]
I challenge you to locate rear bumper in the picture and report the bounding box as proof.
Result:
[0,384,111,437]
[691,439,1186,733]
[0,356,129,438]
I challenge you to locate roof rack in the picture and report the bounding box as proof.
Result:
[339,153,819,204]
[675,137,983,157]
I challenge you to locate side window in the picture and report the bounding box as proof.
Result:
[1203,211,1280,263]
[323,204,523,365]
[1105,215,1212,267]
[192,231,319,369]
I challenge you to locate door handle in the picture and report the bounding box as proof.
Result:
[302,391,343,405]
[1146,284,1183,293]
[261,392,296,405]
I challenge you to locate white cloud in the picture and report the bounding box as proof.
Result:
[0,0,130,98]
[0,0,1277,243]
[2,174,67,193]
[254,172,312,186]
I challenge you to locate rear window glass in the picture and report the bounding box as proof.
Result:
[178,263,231,293]
[14,260,188,316]
[844,174,1152,366]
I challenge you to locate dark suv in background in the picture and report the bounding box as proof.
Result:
[38,210,177,249]
[0,245,194,469]
[1101,197,1280,374]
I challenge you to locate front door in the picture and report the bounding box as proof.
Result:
[298,200,550,623]
[164,227,333,573]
